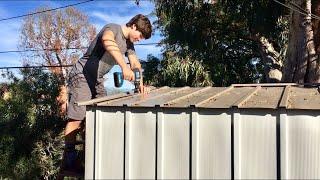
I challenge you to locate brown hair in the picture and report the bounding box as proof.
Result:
[126,14,152,39]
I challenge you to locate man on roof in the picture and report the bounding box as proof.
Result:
[62,14,152,174]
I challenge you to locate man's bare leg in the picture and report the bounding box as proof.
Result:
[62,119,83,173]
[65,119,82,143]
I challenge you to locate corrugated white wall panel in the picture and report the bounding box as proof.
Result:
[280,109,288,179]
[85,107,95,179]
[234,110,277,179]
[96,108,124,179]
[125,110,156,179]
[157,110,190,179]
[284,111,320,179]
[192,110,231,179]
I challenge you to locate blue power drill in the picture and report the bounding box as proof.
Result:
[113,68,141,93]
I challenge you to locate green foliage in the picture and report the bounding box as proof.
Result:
[142,55,162,86]
[160,55,213,87]
[31,131,65,178]
[153,0,288,86]
[0,68,65,179]
[143,54,213,87]
[274,16,289,63]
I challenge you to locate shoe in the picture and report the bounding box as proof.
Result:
[61,149,84,176]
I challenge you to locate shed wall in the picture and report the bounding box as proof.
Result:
[85,107,320,179]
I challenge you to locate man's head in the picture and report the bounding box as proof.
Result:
[126,14,152,43]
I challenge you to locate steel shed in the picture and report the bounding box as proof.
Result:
[79,84,320,179]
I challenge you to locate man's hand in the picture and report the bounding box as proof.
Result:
[122,66,134,81]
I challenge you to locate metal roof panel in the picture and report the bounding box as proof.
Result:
[79,84,320,110]
[240,87,284,109]
[137,87,202,107]
[198,87,255,108]
[288,86,320,109]
[169,87,229,107]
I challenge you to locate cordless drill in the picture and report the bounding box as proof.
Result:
[132,68,141,93]
[113,68,141,93]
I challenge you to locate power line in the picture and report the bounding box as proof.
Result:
[0,0,94,22]
[0,47,87,54]
[272,0,320,20]
[0,65,73,70]
[0,43,162,54]
[0,47,86,54]
[0,60,152,70]
[289,1,320,20]
[135,42,161,46]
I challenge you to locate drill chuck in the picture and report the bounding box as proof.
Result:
[133,68,141,93]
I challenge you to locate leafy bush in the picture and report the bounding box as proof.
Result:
[143,54,213,87]
[0,68,65,179]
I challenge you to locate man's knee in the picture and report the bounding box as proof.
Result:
[65,119,83,135]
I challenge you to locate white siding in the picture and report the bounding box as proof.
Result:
[86,107,320,179]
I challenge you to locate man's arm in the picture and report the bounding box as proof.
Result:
[101,30,134,81]
[127,53,142,70]
[128,53,149,94]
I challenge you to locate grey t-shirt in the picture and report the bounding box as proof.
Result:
[80,23,135,79]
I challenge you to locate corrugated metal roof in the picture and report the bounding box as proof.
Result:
[79,83,320,110]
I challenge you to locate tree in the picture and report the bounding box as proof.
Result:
[282,0,320,83]
[152,0,320,85]
[19,7,96,112]
[152,0,289,86]
[0,68,65,179]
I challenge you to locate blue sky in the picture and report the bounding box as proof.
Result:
[0,0,162,91]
